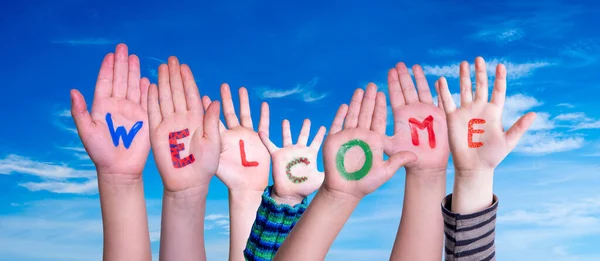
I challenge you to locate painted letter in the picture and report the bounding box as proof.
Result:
[106,113,143,149]
[286,157,310,184]
[239,139,259,167]
[408,115,436,148]
[169,128,195,168]
[468,118,486,148]
[335,139,373,181]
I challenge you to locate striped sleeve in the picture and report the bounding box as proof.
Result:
[244,185,307,261]
[442,194,498,261]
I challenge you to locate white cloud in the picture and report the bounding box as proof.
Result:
[19,179,98,194]
[554,112,587,121]
[472,27,524,43]
[561,40,599,66]
[0,154,95,179]
[205,214,228,221]
[557,103,575,108]
[51,38,119,46]
[515,132,584,154]
[58,146,86,152]
[503,94,554,131]
[552,112,600,130]
[428,48,460,57]
[422,58,551,79]
[57,109,71,117]
[257,77,327,102]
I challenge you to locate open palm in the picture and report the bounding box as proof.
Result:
[322,84,417,198]
[71,44,150,176]
[202,85,270,192]
[148,57,221,192]
[385,63,449,172]
[259,119,326,202]
[438,57,537,171]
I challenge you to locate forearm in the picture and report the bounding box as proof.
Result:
[452,170,494,214]
[98,174,151,261]
[159,186,208,261]
[229,189,264,261]
[273,188,359,261]
[390,171,446,261]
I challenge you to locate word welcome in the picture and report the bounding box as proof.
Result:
[336,139,373,181]
[106,113,143,149]
[468,118,486,148]
[239,139,259,167]
[286,157,310,184]
[169,128,195,168]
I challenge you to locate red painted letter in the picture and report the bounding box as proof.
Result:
[408,116,436,148]
[468,119,486,148]
[169,128,195,168]
[239,139,259,167]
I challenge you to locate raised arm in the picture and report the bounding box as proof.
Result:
[201,85,271,261]
[274,84,417,261]
[243,119,326,260]
[438,57,536,260]
[147,57,222,261]
[387,63,450,261]
[70,43,152,261]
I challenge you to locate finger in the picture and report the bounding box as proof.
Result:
[220,83,240,128]
[412,65,433,104]
[506,112,537,150]
[474,57,489,102]
[157,64,174,118]
[93,53,114,100]
[370,92,387,134]
[439,77,457,113]
[112,43,129,98]
[460,61,473,105]
[126,55,141,103]
[396,62,419,104]
[140,77,150,111]
[204,101,221,147]
[282,119,293,147]
[181,64,202,112]
[202,96,226,132]
[491,64,507,110]
[258,130,278,153]
[258,102,270,137]
[358,83,378,129]
[309,126,327,150]
[70,89,93,132]
[434,80,445,113]
[238,87,254,129]
[168,57,187,112]
[387,68,405,107]
[384,151,418,178]
[297,119,311,146]
[344,88,364,129]
[330,104,348,134]
[147,84,162,130]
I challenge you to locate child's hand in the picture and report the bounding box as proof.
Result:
[322,84,417,199]
[70,44,151,178]
[385,63,450,173]
[201,85,270,193]
[148,57,221,192]
[258,119,327,205]
[438,57,537,173]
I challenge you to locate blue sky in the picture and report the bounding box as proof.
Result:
[1,0,599,260]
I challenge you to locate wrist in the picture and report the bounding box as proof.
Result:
[452,169,494,214]
[163,186,208,210]
[320,186,362,206]
[271,187,305,206]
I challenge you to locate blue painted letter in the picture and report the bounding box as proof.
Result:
[106,113,143,149]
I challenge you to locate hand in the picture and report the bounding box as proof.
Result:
[70,43,151,177]
[385,63,450,173]
[147,57,221,193]
[259,119,327,205]
[201,85,270,193]
[438,57,537,173]
[322,84,417,199]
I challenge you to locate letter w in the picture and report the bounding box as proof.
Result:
[106,113,143,149]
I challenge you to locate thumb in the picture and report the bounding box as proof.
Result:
[204,101,221,145]
[384,151,417,177]
[506,112,537,150]
[70,89,93,133]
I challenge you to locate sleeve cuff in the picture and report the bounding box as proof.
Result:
[244,185,308,261]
